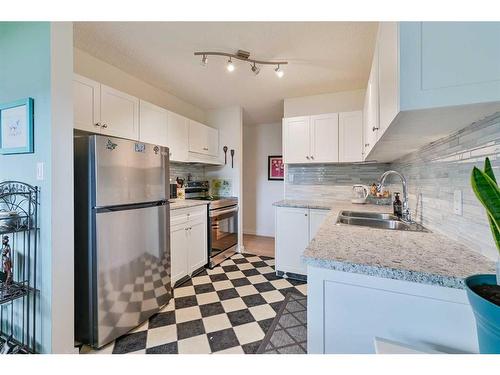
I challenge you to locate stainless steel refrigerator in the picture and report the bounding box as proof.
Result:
[74,134,171,348]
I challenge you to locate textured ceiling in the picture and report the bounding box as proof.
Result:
[74,22,377,124]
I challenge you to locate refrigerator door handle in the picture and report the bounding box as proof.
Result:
[95,200,168,213]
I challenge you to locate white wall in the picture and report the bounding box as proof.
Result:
[73,48,206,123]
[50,22,76,354]
[242,122,283,237]
[283,89,365,117]
[205,106,244,248]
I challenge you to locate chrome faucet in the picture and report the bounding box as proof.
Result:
[377,170,412,223]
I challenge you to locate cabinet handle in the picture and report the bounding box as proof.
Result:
[364,143,370,147]
[306,156,310,160]
[102,123,108,129]
[372,126,379,132]
[94,122,101,127]
[203,147,209,151]
[305,213,308,216]
[310,155,314,160]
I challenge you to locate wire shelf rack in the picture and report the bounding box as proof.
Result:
[0,181,39,354]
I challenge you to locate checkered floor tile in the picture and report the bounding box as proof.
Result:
[81,253,307,354]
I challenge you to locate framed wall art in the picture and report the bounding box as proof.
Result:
[0,98,34,155]
[268,155,284,181]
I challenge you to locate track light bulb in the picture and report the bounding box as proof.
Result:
[226,58,235,72]
[275,65,284,78]
[201,55,208,66]
[251,63,260,75]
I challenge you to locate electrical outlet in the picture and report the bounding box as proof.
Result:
[36,162,44,181]
[453,190,462,215]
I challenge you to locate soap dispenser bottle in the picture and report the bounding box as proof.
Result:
[393,192,403,218]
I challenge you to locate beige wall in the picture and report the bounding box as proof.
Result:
[73,48,206,123]
[283,89,365,118]
[242,122,283,237]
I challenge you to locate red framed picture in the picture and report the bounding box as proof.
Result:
[268,155,284,181]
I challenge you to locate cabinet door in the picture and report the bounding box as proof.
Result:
[100,84,139,140]
[170,223,189,285]
[139,100,168,146]
[378,22,399,135]
[206,126,219,157]
[339,111,363,162]
[310,113,339,163]
[73,74,101,133]
[283,117,310,163]
[309,209,329,240]
[275,207,309,275]
[187,218,208,274]
[364,41,380,158]
[188,120,210,155]
[167,111,189,162]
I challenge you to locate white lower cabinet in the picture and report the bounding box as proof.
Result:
[275,207,329,276]
[170,206,208,285]
[308,266,478,354]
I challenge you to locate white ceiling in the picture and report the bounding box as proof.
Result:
[74,22,377,124]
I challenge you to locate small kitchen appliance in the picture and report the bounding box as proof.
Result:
[351,184,369,204]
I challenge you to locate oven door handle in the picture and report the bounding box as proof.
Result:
[210,206,239,218]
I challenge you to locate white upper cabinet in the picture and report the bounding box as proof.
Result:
[339,111,363,162]
[167,111,189,162]
[310,113,339,163]
[206,126,219,157]
[284,112,362,164]
[72,73,220,165]
[139,100,168,146]
[365,22,500,162]
[283,116,310,163]
[188,120,219,158]
[100,84,139,140]
[363,43,379,158]
[73,74,101,133]
[377,22,399,134]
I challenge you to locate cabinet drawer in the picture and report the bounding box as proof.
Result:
[170,205,207,227]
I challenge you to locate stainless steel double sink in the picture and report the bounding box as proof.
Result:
[337,210,429,232]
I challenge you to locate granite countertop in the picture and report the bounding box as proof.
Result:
[273,199,333,210]
[169,199,209,210]
[275,199,495,289]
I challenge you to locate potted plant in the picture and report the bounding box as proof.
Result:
[465,157,500,353]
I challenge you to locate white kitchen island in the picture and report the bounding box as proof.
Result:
[297,200,496,354]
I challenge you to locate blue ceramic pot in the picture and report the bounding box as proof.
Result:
[465,274,500,354]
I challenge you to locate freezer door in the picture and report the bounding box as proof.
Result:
[94,135,169,207]
[94,202,171,348]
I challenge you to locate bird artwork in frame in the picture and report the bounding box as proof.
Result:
[268,155,284,181]
[0,98,34,155]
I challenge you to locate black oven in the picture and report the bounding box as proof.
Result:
[209,203,238,267]
[184,181,239,268]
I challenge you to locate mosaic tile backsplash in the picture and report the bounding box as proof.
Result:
[169,162,206,184]
[285,113,500,260]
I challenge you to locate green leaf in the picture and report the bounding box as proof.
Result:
[487,212,500,251]
[484,157,497,185]
[471,167,500,253]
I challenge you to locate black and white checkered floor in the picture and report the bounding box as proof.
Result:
[81,253,307,354]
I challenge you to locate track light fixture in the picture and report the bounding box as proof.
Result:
[251,62,260,76]
[226,58,235,72]
[195,50,287,78]
[275,64,284,78]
